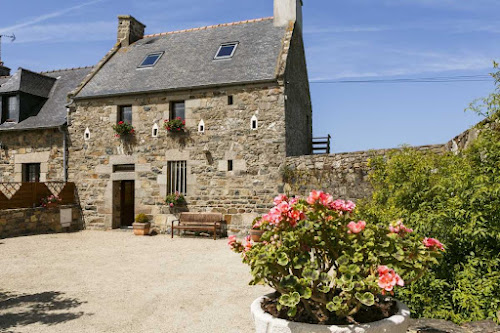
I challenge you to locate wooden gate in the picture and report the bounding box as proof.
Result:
[0,182,76,210]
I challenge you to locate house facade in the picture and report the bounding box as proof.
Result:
[65,0,312,232]
[0,66,92,184]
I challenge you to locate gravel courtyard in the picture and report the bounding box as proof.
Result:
[0,231,271,333]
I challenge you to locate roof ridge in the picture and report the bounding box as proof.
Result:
[39,65,95,74]
[18,67,57,78]
[143,17,274,38]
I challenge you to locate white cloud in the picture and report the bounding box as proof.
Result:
[11,21,115,44]
[307,48,495,81]
[0,0,107,34]
[304,26,389,34]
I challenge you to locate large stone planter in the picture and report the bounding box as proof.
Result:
[251,294,411,333]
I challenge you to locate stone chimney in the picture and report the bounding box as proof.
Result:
[117,15,146,47]
[0,61,10,76]
[274,0,303,30]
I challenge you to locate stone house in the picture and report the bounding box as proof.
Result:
[0,65,92,183]
[66,0,312,232]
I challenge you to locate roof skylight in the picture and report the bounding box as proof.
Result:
[214,43,238,60]
[138,52,164,68]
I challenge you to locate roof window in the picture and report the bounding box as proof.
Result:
[214,43,238,60]
[138,52,163,68]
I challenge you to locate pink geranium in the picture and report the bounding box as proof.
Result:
[347,220,366,234]
[389,219,413,236]
[423,237,445,251]
[377,265,404,294]
[244,235,252,251]
[228,235,236,246]
[274,194,288,205]
[262,195,304,228]
[331,199,356,213]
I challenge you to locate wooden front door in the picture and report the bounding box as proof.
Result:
[120,180,135,227]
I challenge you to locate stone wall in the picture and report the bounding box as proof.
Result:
[284,26,313,156]
[0,128,65,182]
[0,205,82,239]
[284,145,445,200]
[444,120,490,153]
[69,83,288,234]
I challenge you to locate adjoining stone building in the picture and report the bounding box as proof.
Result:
[0,66,92,183]
[66,0,312,232]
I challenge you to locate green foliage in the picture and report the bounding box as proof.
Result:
[112,121,135,137]
[358,66,500,323]
[165,192,186,207]
[229,194,442,323]
[164,117,186,132]
[135,213,149,223]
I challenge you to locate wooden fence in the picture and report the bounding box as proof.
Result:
[0,182,76,210]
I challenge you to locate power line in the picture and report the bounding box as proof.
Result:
[310,74,493,84]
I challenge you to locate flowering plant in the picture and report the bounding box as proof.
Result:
[164,117,186,132]
[229,191,444,324]
[112,121,135,137]
[165,192,186,208]
[40,194,62,208]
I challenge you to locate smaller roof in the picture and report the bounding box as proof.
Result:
[0,76,9,86]
[0,68,56,98]
[0,67,93,131]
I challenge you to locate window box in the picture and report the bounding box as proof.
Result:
[164,117,186,133]
[112,121,135,138]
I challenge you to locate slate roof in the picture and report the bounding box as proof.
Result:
[0,77,9,86]
[75,18,286,99]
[0,67,93,131]
[0,68,56,98]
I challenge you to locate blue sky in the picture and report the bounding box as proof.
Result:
[0,0,498,152]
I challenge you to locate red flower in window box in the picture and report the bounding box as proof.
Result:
[112,122,135,138]
[164,118,185,133]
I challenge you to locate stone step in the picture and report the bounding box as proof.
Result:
[86,223,105,230]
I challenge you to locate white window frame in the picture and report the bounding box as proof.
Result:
[138,52,164,68]
[198,119,205,133]
[167,161,187,195]
[214,42,239,60]
[84,127,91,141]
[152,123,159,138]
[251,115,258,130]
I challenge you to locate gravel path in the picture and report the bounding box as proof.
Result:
[0,231,271,333]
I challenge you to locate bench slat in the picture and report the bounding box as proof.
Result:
[172,213,226,240]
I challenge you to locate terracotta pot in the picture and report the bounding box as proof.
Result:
[250,229,265,242]
[251,293,410,333]
[46,202,59,210]
[133,222,151,236]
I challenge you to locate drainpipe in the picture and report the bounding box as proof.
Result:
[58,125,68,182]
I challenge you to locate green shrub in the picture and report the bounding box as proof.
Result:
[135,213,149,223]
[358,96,500,323]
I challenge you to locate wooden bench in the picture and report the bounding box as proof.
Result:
[171,212,225,240]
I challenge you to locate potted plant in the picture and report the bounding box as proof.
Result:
[164,117,186,133]
[112,121,135,138]
[132,213,151,236]
[40,194,62,209]
[165,192,186,212]
[229,192,444,333]
[249,217,267,242]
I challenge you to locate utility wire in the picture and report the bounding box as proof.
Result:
[310,74,493,84]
